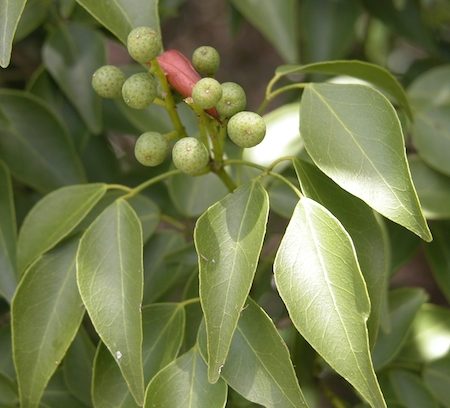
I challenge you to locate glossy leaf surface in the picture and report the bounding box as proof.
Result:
[230,0,299,63]
[274,197,385,407]
[43,22,104,134]
[144,347,227,408]
[198,298,309,408]
[0,161,17,302]
[0,0,27,67]
[195,182,269,383]
[0,90,85,192]
[300,83,430,241]
[17,183,107,273]
[372,288,427,370]
[77,199,144,405]
[75,0,160,44]
[277,60,412,117]
[92,303,185,408]
[294,158,389,343]
[12,239,84,408]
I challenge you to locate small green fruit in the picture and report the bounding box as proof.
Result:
[172,137,209,175]
[192,78,222,109]
[227,111,266,148]
[192,46,220,76]
[127,26,161,64]
[134,131,169,166]
[216,82,246,118]
[91,65,125,99]
[122,73,157,109]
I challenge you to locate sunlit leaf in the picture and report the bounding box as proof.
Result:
[12,239,84,408]
[195,181,269,383]
[274,197,386,408]
[198,299,309,408]
[76,199,144,405]
[300,83,430,241]
[0,0,27,68]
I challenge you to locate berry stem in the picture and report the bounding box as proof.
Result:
[107,184,133,193]
[151,58,187,138]
[214,167,237,192]
[122,169,182,199]
[190,102,210,149]
[257,79,306,114]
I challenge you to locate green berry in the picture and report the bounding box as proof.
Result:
[91,65,125,99]
[127,26,161,64]
[192,46,220,76]
[172,137,209,175]
[216,82,246,118]
[134,131,169,166]
[227,111,266,148]
[192,78,222,109]
[122,73,157,109]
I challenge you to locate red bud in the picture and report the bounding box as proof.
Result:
[156,50,219,119]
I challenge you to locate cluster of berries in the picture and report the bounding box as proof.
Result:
[92,26,266,176]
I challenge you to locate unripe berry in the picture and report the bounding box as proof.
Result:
[192,46,220,76]
[216,82,246,118]
[134,131,169,166]
[192,78,222,109]
[122,73,157,109]
[227,111,266,148]
[172,137,209,176]
[91,65,125,99]
[127,26,161,64]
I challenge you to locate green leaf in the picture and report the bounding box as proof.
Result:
[300,0,361,63]
[409,156,450,219]
[0,161,17,302]
[425,222,450,303]
[387,369,439,408]
[423,354,450,407]
[267,177,298,219]
[168,172,228,217]
[372,288,427,370]
[277,60,412,118]
[0,372,18,407]
[294,158,389,344]
[75,0,160,44]
[28,68,90,153]
[274,197,385,408]
[0,0,27,68]
[41,369,87,408]
[76,199,144,405]
[397,304,450,364]
[408,65,450,108]
[17,183,107,273]
[144,347,227,408]
[14,0,50,42]
[42,22,105,134]
[92,303,185,408]
[229,0,299,63]
[0,90,85,192]
[243,103,303,170]
[143,231,188,303]
[300,83,431,241]
[194,181,269,383]
[411,105,450,177]
[198,298,309,408]
[62,326,95,407]
[0,325,15,380]
[12,239,84,408]
[128,194,160,243]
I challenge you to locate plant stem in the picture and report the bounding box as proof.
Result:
[151,58,187,138]
[178,297,200,307]
[223,159,302,198]
[122,169,182,199]
[160,214,186,230]
[107,184,133,193]
[214,167,237,192]
[257,77,306,115]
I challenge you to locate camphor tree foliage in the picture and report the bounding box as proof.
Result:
[0,0,450,407]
